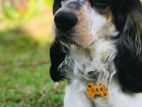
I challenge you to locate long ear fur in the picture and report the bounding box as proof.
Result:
[116,1,142,92]
[50,42,66,82]
[50,0,65,82]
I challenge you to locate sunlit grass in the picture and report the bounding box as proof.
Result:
[0,28,64,107]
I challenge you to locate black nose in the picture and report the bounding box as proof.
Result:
[54,11,78,31]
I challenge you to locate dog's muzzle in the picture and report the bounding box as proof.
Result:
[53,1,94,48]
[54,11,78,31]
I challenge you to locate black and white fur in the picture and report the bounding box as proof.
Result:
[50,0,142,107]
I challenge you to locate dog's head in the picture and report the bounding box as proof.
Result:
[53,0,141,49]
[51,0,142,92]
[53,0,120,48]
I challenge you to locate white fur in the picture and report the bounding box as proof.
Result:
[107,80,142,107]
[64,77,142,107]
[62,45,142,107]
[61,39,118,107]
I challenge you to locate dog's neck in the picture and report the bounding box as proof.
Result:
[59,38,117,84]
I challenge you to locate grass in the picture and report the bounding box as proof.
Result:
[0,28,64,107]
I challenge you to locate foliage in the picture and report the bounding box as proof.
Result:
[44,0,53,8]
[1,0,53,20]
[0,0,54,46]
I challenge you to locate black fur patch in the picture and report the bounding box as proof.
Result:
[113,0,142,92]
[53,0,61,14]
[50,42,66,82]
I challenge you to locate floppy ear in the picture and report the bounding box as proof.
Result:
[51,0,64,82]
[50,42,66,82]
[53,0,61,14]
[116,3,142,92]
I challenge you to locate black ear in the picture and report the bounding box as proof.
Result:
[53,0,61,14]
[50,42,66,82]
[115,2,142,92]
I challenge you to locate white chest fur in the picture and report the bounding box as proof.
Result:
[64,77,142,107]
[62,38,117,107]
[107,80,142,107]
[62,42,142,107]
[60,33,142,107]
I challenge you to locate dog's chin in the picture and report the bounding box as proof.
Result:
[73,36,95,48]
[58,35,95,48]
[60,38,95,49]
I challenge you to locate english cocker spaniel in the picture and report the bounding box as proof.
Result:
[50,0,142,107]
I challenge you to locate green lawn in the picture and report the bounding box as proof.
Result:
[0,28,64,107]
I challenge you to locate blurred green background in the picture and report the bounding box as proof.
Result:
[0,0,64,107]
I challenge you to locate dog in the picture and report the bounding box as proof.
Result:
[50,0,142,107]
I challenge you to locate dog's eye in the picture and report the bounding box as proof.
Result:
[91,0,109,8]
